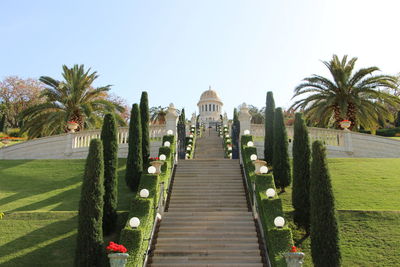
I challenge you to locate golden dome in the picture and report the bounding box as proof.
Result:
[199,86,222,103]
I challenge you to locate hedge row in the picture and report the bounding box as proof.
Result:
[360,127,400,137]
[185,125,197,159]
[241,135,293,267]
[221,125,232,158]
[119,135,175,266]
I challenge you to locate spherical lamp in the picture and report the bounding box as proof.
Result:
[148,166,156,174]
[260,166,269,174]
[167,129,173,135]
[159,154,166,161]
[265,188,276,198]
[139,189,149,198]
[247,141,254,147]
[274,216,285,228]
[189,134,194,138]
[250,154,257,161]
[156,213,162,220]
[244,130,250,135]
[163,141,171,147]
[129,217,140,228]
[225,134,230,138]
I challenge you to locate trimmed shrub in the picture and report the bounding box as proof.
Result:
[125,104,143,192]
[272,107,291,192]
[140,92,150,168]
[101,113,119,235]
[310,141,341,267]
[74,139,106,267]
[292,113,311,233]
[264,91,275,163]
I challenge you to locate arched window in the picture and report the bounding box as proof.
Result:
[213,104,215,111]
[205,104,207,112]
[209,104,211,112]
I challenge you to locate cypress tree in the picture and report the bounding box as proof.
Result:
[180,108,186,123]
[395,111,400,127]
[264,91,275,163]
[75,139,105,267]
[310,141,341,267]
[140,92,150,168]
[272,107,291,192]
[232,108,240,159]
[292,113,311,233]
[125,104,143,192]
[0,115,5,132]
[100,113,118,235]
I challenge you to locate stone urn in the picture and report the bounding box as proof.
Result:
[150,160,164,174]
[108,253,129,267]
[253,160,267,174]
[284,252,305,267]
[67,121,79,133]
[340,120,351,131]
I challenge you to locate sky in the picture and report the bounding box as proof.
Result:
[1,0,400,118]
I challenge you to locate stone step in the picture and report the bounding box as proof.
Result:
[151,255,261,263]
[163,214,253,220]
[160,221,254,227]
[167,207,249,212]
[159,225,255,232]
[156,236,258,244]
[153,248,261,254]
[154,243,260,250]
[150,262,263,267]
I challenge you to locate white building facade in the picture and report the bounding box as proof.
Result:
[197,86,223,123]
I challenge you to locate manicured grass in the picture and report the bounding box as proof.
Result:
[279,158,400,266]
[0,141,22,148]
[0,159,131,212]
[0,159,131,266]
[388,136,400,140]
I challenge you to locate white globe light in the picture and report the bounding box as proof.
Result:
[186,146,191,151]
[164,141,171,147]
[247,141,254,147]
[274,216,285,228]
[260,166,269,174]
[156,213,162,220]
[185,153,189,158]
[188,144,192,147]
[159,154,166,161]
[228,147,232,151]
[250,154,257,161]
[266,188,276,198]
[139,189,149,198]
[191,125,195,128]
[189,134,193,138]
[148,166,156,174]
[224,124,227,127]
[167,130,173,135]
[129,217,140,228]
[244,130,250,135]
[225,134,230,138]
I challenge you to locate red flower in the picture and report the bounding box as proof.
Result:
[290,246,298,252]
[106,241,128,253]
[67,121,78,124]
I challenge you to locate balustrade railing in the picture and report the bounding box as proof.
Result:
[71,125,167,149]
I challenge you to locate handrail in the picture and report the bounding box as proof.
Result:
[239,143,271,267]
[142,139,178,267]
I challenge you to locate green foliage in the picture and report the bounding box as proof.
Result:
[291,55,400,129]
[272,108,291,191]
[20,64,126,139]
[74,139,106,267]
[125,104,143,192]
[101,113,119,235]
[0,114,5,132]
[395,111,400,127]
[292,113,310,233]
[140,91,150,168]
[265,91,275,163]
[310,141,341,267]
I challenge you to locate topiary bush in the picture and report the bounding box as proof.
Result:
[140,91,150,168]
[101,113,119,235]
[74,139,106,267]
[264,91,275,164]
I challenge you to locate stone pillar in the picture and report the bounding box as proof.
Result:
[284,252,305,267]
[165,103,179,136]
[344,131,354,155]
[191,113,197,126]
[64,133,74,157]
[238,103,252,136]
[223,112,228,126]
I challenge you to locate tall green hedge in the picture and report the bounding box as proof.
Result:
[264,91,275,163]
[125,104,143,192]
[100,113,119,235]
[310,141,341,267]
[272,107,291,192]
[140,92,150,168]
[74,139,106,267]
[292,113,311,233]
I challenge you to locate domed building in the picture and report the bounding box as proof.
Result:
[197,86,223,124]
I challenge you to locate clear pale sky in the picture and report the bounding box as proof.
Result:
[1,0,399,117]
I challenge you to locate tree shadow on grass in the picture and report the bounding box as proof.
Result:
[0,214,78,267]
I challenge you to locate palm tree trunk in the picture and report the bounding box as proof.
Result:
[333,105,344,129]
[346,102,357,130]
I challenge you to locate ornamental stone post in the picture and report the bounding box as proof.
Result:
[223,112,228,126]
[284,252,305,267]
[238,103,252,136]
[191,113,197,126]
[165,103,179,137]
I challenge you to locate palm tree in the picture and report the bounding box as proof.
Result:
[21,65,126,138]
[149,106,167,124]
[290,55,400,130]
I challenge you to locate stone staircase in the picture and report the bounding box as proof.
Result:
[149,127,264,266]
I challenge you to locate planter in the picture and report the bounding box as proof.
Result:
[108,253,129,267]
[284,252,305,267]
[253,160,267,174]
[340,120,351,131]
[150,160,164,174]
[67,122,79,133]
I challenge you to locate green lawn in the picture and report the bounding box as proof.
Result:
[279,158,400,266]
[0,159,130,266]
